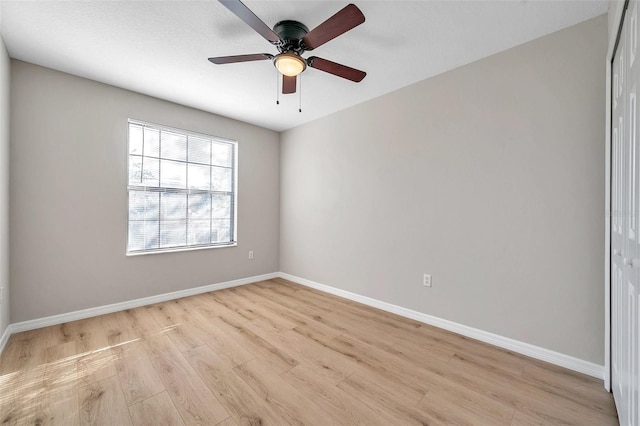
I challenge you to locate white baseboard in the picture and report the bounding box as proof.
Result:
[278,272,604,380]
[0,323,12,354]
[9,272,278,335]
[1,270,604,380]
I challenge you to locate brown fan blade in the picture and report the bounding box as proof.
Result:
[308,57,366,82]
[282,75,297,94]
[208,54,273,64]
[302,4,365,50]
[219,0,281,44]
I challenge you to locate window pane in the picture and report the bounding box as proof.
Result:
[161,131,187,161]
[128,220,161,251]
[189,137,210,164]
[128,220,144,252]
[129,155,142,185]
[129,156,159,187]
[212,142,232,167]
[188,220,211,245]
[212,166,232,191]
[160,220,186,248]
[129,124,143,155]
[212,194,230,219]
[188,193,210,220]
[161,193,186,220]
[142,158,160,187]
[160,159,186,189]
[129,191,159,220]
[188,164,210,190]
[144,128,160,158]
[212,219,231,243]
[144,221,160,250]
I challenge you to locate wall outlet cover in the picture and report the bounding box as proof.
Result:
[423,274,432,287]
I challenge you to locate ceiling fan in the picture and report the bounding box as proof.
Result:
[209,0,366,95]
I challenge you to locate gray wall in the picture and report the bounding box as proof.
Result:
[0,37,10,336]
[10,60,279,322]
[280,15,607,364]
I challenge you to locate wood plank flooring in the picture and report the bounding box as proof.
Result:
[0,278,617,425]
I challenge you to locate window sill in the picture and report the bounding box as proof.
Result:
[126,242,237,257]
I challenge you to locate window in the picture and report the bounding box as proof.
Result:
[127,120,237,254]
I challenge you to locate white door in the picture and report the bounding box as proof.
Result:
[612,2,640,424]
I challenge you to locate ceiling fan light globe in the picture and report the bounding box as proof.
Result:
[275,54,306,77]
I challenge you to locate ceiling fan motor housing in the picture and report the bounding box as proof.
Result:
[273,20,309,52]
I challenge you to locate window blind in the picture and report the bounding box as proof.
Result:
[127,120,237,254]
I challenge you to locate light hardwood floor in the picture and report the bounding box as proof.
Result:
[0,278,617,425]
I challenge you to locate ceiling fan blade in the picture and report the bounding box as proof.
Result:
[219,0,281,44]
[307,57,366,82]
[282,75,297,94]
[302,4,365,50]
[208,53,273,64]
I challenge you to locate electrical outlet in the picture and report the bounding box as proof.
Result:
[423,274,432,287]
[249,251,254,259]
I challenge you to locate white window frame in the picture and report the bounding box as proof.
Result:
[126,119,238,255]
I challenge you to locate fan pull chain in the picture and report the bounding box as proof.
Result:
[276,70,280,105]
[298,75,302,113]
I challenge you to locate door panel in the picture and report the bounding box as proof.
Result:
[612,2,640,424]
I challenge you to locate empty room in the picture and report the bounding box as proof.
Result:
[0,0,636,424]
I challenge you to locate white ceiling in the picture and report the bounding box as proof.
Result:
[0,0,608,132]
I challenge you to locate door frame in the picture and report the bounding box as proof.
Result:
[607,0,630,393]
